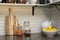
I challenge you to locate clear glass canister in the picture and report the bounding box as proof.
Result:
[23,21,31,37]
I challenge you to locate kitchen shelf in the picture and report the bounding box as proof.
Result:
[0,1,60,16]
[0,3,35,6]
[48,1,60,4]
[0,3,48,7]
[0,1,60,7]
[46,1,60,6]
[37,1,60,6]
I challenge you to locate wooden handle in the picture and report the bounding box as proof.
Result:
[9,8,12,16]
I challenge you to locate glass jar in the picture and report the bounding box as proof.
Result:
[23,21,31,37]
[24,21,30,26]
[16,26,23,36]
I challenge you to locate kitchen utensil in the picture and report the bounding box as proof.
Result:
[5,8,14,35]
[5,8,18,35]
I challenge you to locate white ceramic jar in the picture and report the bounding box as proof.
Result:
[30,0,37,4]
[26,0,37,4]
[0,0,2,3]
[49,0,54,3]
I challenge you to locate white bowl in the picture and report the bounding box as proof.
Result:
[43,30,57,37]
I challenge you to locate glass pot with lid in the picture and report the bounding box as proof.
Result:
[23,21,31,37]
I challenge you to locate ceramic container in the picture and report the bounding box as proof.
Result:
[26,0,37,4]
[0,0,2,3]
[43,30,57,37]
[30,0,37,4]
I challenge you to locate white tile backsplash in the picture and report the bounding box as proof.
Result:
[50,5,60,34]
[0,6,59,35]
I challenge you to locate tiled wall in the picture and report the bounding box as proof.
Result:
[0,6,54,35]
[50,5,60,34]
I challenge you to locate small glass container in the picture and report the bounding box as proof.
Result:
[24,21,30,26]
[23,21,31,37]
[16,26,23,36]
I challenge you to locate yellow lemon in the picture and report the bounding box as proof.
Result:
[43,26,57,32]
[43,28,46,31]
[53,28,56,30]
[53,28,57,31]
[48,25,52,29]
[46,30,50,32]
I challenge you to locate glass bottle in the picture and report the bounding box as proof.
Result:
[16,25,23,36]
[23,21,31,37]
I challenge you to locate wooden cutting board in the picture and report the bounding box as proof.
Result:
[5,8,18,35]
[13,16,18,35]
[5,15,18,35]
[5,16,14,35]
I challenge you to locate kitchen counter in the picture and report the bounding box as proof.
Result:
[0,33,60,40]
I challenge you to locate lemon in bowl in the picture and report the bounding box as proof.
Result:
[42,25,57,37]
